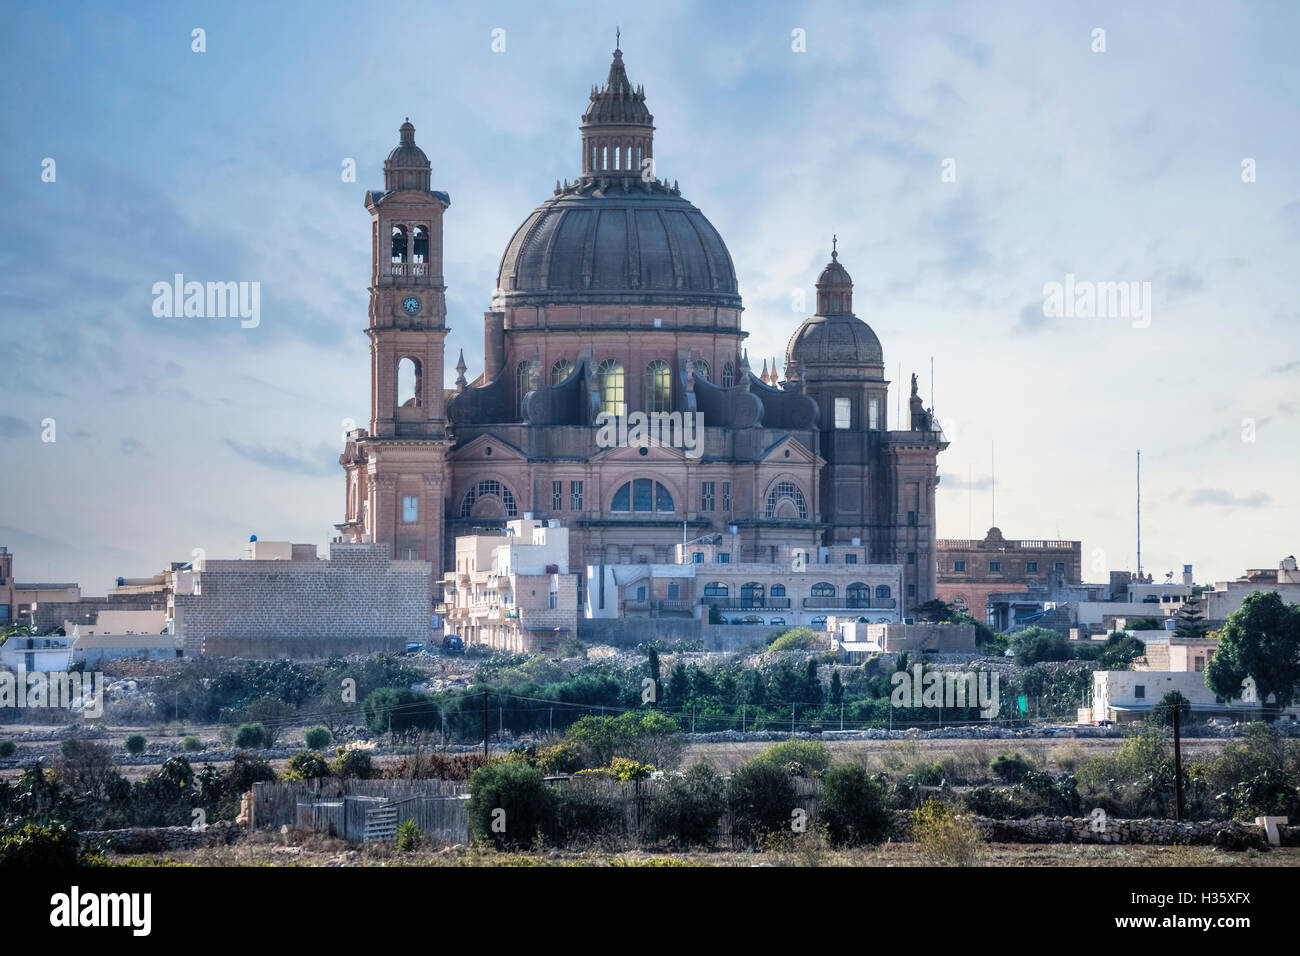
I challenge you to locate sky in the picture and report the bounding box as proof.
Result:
[0,0,1297,594]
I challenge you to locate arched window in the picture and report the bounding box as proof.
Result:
[515,360,532,419]
[721,362,735,387]
[591,145,597,172]
[637,145,643,172]
[693,360,710,382]
[550,358,574,386]
[740,582,765,607]
[390,225,408,263]
[614,144,620,170]
[769,584,786,598]
[646,359,672,413]
[765,481,808,519]
[875,585,892,599]
[397,357,422,408]
[847,582,870,608]
[703,582,728,597]
[610,479,674,513]
[811,582,836,598]
[596,359,625,415]
[460,479,518,518]
[412,226,429,263]
[602,145,608,170]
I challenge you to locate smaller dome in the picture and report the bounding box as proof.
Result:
[786,314,884,370]
[384,119,431,191]
[817,246,852,288]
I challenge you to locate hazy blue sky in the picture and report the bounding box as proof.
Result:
[1,1,1296,593]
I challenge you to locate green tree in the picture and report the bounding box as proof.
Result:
[285,751,331,781]
[1205,591,1300,719]
[1149,690,1192,728]
[303,726,333,750]
[646,646,661,703]
[466,762,556,850]
[729,760,797,845]
[664,661,690,708]
[1173,593,1211,639]
[913,599,955,622]
[123,734,146,755]
[1009,627,1071,666]
[819,763,894,846]
[233,723,267,749]
[829,669,844,707]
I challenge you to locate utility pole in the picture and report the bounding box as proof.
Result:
[482,688,489,759]
[840,702,844,731]
[1136,449,1142,580]
[791,704,796,734]
[549,707,553,736]
[1173,704,1185,823]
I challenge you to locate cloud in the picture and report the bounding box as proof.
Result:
[1182,488,1271,509]
[120,437,149,457]
[0,415,29,439]
[224,438,337,476]
[940,472,994,491]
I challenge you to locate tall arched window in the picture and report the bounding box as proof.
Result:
[412,226,429,263]
[721,362,735,387]
[740,582,765,607]
[847,583,870,608]
[550,358,574,386]
[597,359,625,415]
[693,360,710,382]
[769,584,786,598]
[515,360,532,419]
[602,145,608,170]
[397,357,422,408]
[646,360,672,412]
[810,582,836,603]
[610,479,674,513]
[875,585,892,600]
[703,581,728,598]
[765,481,808,519]
[390,225,408,263]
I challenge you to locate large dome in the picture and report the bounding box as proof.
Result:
[493,186,740,309]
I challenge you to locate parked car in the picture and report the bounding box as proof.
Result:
[404,641,425,654]
[440,634,465,654]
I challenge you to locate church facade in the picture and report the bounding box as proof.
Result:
[336,45,948,616]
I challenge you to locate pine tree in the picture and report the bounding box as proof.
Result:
[1173,593,1211,639]
[829,668,844,707]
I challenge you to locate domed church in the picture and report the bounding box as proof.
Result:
[336,44,948,614]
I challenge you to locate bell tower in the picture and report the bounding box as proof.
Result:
[338,120,451,581]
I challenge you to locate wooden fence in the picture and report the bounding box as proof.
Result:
[252,775,822,847]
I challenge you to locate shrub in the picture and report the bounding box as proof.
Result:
[304,726,333,750]
[819,763,894,846]
[330,748,373,780]
[0,741,14,758]
[535,741,584,774]
[554,777,626,847]
[362,687,440,735]
[233,723,267,749]
[991,751,1034,783]
[729,759,798,845]
[608,757,654,782]
[181,735,204,752]
[0,822,80,867]
[644,764,727,848]
[750,740,831,775]
[467,762,556,850]
[1050,742,1086,772]
[123,734,147,755]
[768,627,820,652]
[912,798,985,866]
[395,819,421,852]
[285,751,331,781]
